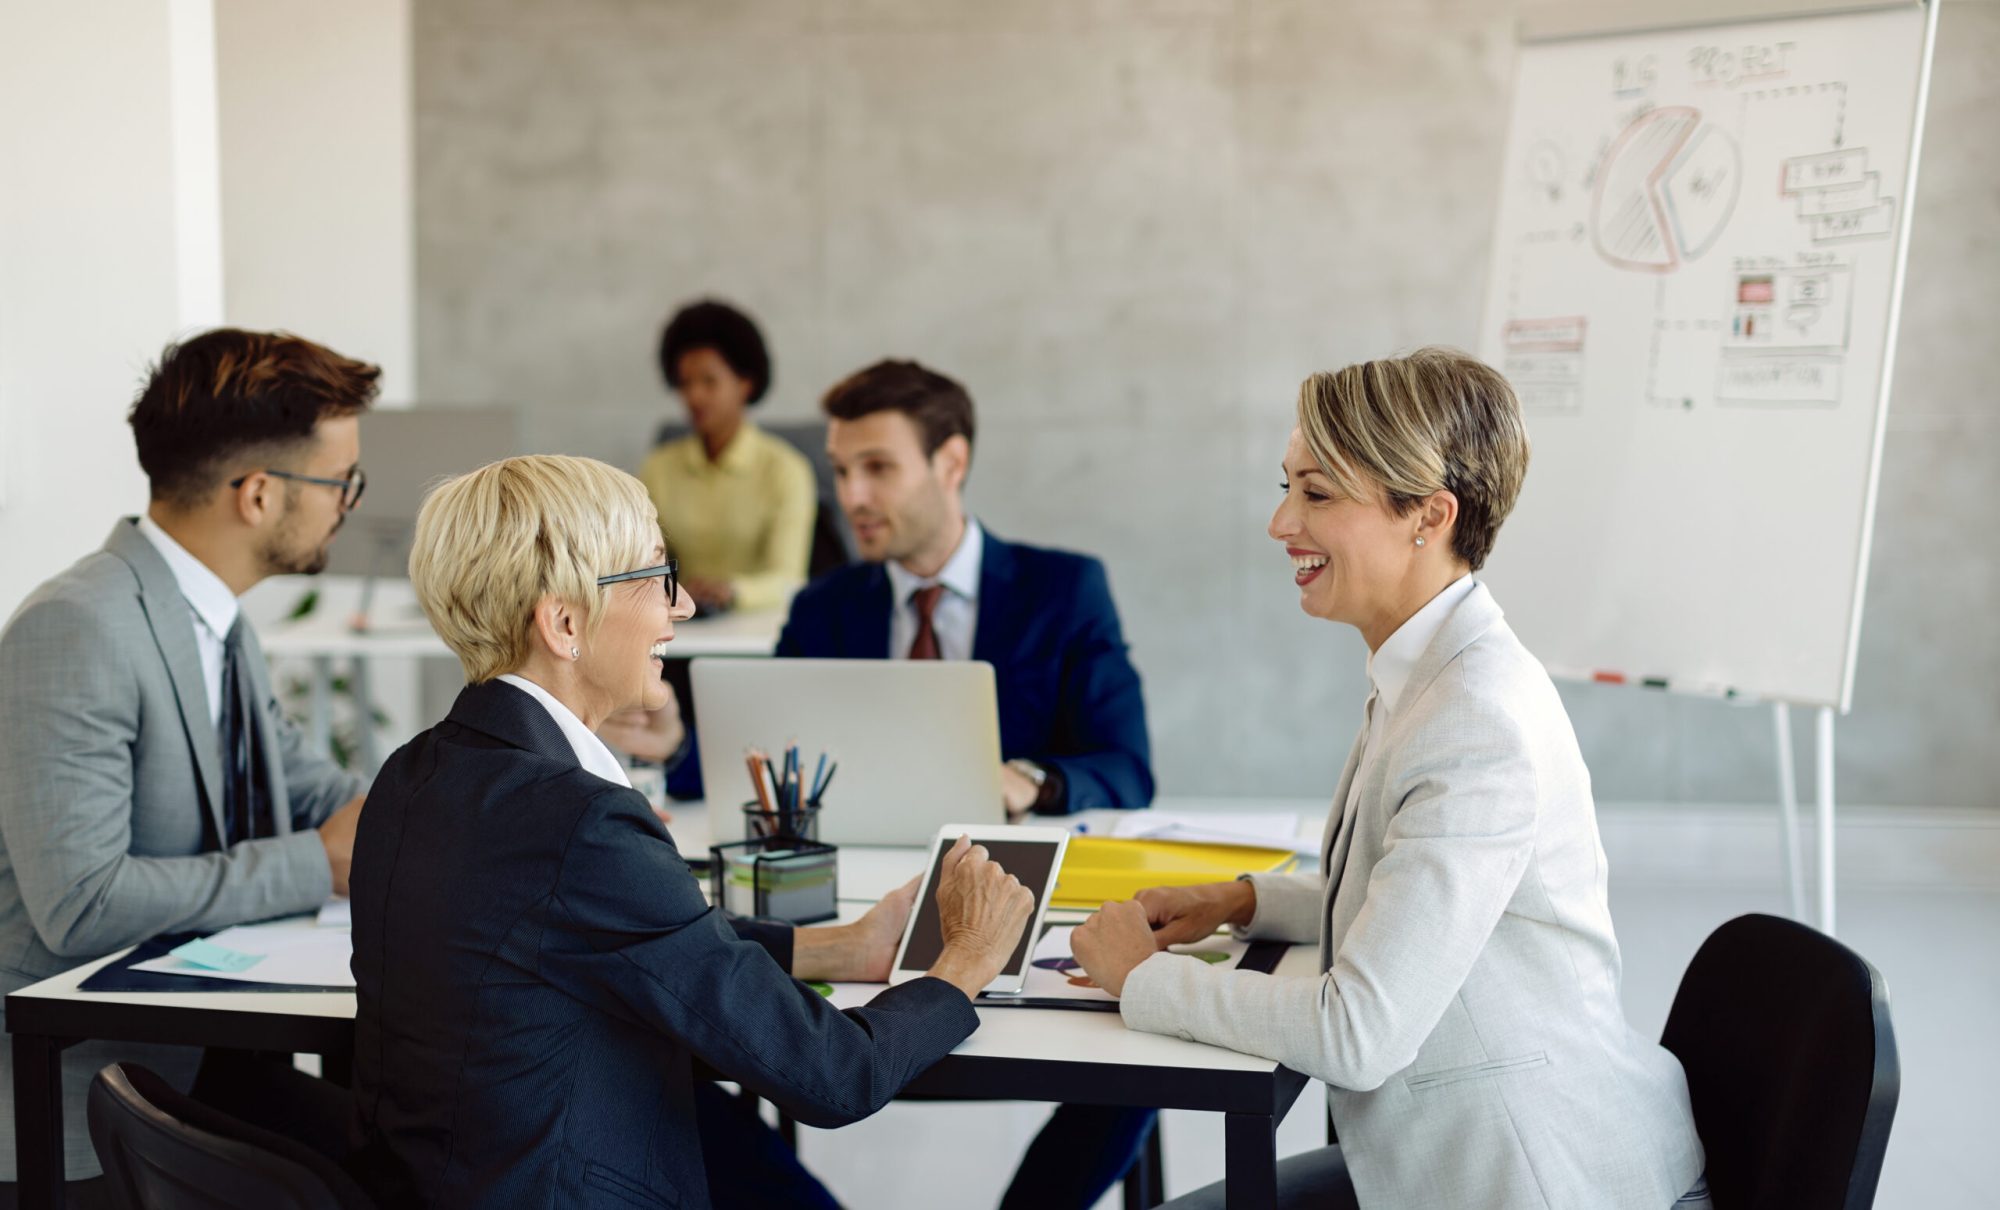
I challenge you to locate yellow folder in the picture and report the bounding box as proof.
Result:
[1050,836,1299,909]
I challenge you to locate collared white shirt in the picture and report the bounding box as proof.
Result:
[136,515,241,727]
[1365,573,1478,735]
[886,518,983,662]
[497,674,633,789]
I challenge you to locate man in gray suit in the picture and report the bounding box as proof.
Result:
[0,328,380,1204]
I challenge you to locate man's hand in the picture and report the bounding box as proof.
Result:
[317,793,365,897]
[598,684,686,765]
[1068,899,1160,998]
[791,876,921,983]
[681,575,736,613]
[999,762,1039,820]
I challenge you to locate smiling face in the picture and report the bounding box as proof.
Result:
[574,543,696,719]
[1270,427,1441,646]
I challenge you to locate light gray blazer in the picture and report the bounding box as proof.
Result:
[1121,584,1704,1209]
[0,519,363,1178]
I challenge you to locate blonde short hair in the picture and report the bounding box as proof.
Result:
[1296,348,1530,572]
[409,454,661,683]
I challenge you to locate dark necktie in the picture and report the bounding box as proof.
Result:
[218,619,268,847]
[907,585,946,660]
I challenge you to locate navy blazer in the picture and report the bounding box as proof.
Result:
[773,531,1154,813]
[349,680,977,1209]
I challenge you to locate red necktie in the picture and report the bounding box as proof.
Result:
[908,585,946,660]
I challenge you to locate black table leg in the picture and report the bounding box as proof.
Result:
[13,1033,69,1210]
[1223,1109,1278,1209]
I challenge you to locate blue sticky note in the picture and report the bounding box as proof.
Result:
[169,938,264,973]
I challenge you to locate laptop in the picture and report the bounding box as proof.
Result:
[690,659,1006,847]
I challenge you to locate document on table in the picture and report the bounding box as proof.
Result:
[812,924,1248,1010]
[1108,810,1315,855]
[131,919,356,988]
[316,897,352,928]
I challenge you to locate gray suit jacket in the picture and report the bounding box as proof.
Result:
[1121,584,1705,1209]
[0,518,363,1178]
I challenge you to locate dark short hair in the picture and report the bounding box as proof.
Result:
[658,299,771,404]
[128,328,380,508]
[821,360,976,462]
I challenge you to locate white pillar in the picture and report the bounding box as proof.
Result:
[214,0,415,403]
[0,0,217,618]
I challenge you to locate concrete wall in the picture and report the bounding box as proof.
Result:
[411,0,2000,806]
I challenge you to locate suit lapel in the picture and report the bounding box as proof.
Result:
[106,520,229,846]
[238,626,293,834]
[447,679,585,767]
[1393,582,1505,721]
[1316,585,1506,966]
[854,566,893,659]
[1318,693,1375,967]
[970,531,1018,666]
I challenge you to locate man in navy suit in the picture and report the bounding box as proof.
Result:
[786,359,1152,816]
[812,359,1159,1207]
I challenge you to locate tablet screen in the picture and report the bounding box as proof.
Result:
[895,838,1062,976]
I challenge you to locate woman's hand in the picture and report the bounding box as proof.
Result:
[1067,900,1161,998]
[926,836,1036,1000]
[791,877,920,984]
[1131,881,1258,947]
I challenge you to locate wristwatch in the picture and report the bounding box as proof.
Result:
[1006,759,1057,814]
[1007,758,1047,789]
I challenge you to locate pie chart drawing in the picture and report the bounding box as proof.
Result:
[1590,107,1741,273]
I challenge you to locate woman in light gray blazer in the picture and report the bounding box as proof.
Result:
[1070,349,1709,1210]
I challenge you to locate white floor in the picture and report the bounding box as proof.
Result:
[795,811,2000,1209]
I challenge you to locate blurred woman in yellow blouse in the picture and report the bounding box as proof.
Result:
[639,300,816,614]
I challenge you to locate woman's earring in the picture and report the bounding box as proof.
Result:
[570,646,580,660]
[1414,536,1426,548]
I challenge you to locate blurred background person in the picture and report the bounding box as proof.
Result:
[640,299,816,615]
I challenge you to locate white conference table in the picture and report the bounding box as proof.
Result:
[7,802,1321,1210]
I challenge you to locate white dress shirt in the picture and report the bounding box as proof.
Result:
[1365,572,1478,731]
[1343,574,1479,803]
[136,515,240,727]
[886,518,983,662]
[497,674,633,789]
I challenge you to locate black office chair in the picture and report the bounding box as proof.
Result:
[1660,914,1899,1210]
[86,1063,374,1210]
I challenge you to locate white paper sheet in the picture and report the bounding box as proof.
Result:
[813,924,1248,1009]
[131,919,356,988]
[315,897,351,928]
[1106,811,1317,856]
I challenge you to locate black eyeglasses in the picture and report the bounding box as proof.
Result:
[597,558,679,606]
[228,467,367,511]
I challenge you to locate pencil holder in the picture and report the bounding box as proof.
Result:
[741,801,820,843]
[709,836,839,925]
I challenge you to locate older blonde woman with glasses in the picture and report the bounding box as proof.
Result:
[1069,350,1710,1209]
[347,455,1034,1210]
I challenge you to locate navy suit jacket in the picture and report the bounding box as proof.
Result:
[349,680,977,1209]
[774,531,1154,813]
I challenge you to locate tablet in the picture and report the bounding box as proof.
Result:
[888,824,1070,996]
